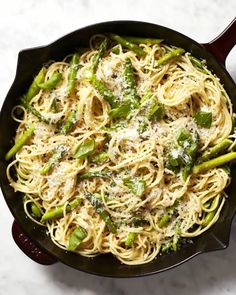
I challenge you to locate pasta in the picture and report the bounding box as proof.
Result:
[6,34,236,265]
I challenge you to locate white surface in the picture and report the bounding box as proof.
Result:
[0,1,236,294]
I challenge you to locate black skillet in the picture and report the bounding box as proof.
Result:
[0,19,236,278]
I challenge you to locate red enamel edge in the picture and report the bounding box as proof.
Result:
[202,18,236,65]
[12,220,57,265]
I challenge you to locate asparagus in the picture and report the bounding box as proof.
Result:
[5,125,35,160]
[41,146,67,175]
[91,152,109,163]
[25,67,46,102]
[167,128,199,179]
[159,212,170,228]
[109,34,146,57]
[60,109,77,135]
[189,55,210,74]
[159,201,179,228]
[110,46,120,55]
[84,192,116,233]
[37,72,62,89]
[122,58,140,107]
[91,38,109,72]
[50,98,58,113]
[155,48,185,67]
[125,232,137,247]
[67,225,87,251]
[189,56,204,68]
[192,152,236,174]
[146,99,165,121]
[194,111,212,129]
[108,100,131,118]
[140,91,152,105]
[109,58,140,118]
[78,170,112,180]
[122,36,163,45]
[67,54,80,95]
[31,203,41,218]
[21,97,50,124]
[85,71,118,108]
[199,139,233,162]
[130,215,146,226]
[202,197,218,227]
[41,197,81,222]
[74,138,95,159]
[123,177,145,197]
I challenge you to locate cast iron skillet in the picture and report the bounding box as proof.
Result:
[0,19,236,278]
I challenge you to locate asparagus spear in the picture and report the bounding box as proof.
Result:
[50,98,58,113]
[189,55,210,74]
[194,111,212,129]
[31,203,41,218]
[78,170,112,180]
[21,97,50,124]
[167,128,199,179]
[192,152,236,174]
[146,99,165,121]
[60,109,77,135]
[5,125,35,160]
[41,197,81,222]
[67,54,80,95]
[91,38,109,72]
[130,215,146,226]
[109,34,146,57]
[125,232,137,247]
[123,177,145,197]
[155,48,185,67]
[140,91,152,105]
[67,225,87,251]
[108,100,132,118]
[37,72,62,89]
[110,46,120,55]
[122,58,140,107]
[202,197,218,227]
[41,146,67,175]
[122,36,163,45]
[25,67,46,102]
[84,70,118,108]
[199,139,233,163]
[74,138,95,159]
[84,192,116,233]
[91,152,109,163]
[159,201,179,228]
[109,58,140,118]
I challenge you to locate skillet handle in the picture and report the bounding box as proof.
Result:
[12,220,57,265]
[203,18,236,66]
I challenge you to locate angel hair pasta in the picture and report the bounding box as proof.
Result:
[5,34,236,265]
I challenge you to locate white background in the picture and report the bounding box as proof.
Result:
[0,1,236,294]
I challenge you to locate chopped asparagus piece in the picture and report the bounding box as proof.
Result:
[125,232,137,247]
[67,225,87,251]
[84,192,116,233]
[41,198,81,222]
[193,152,236,174]
[155,48,185,67]
[25,67,46,102]
[199,139,233,163]
[37,72,62,89]
[41,146,67,175]
[109,34,146,57]
[67,53,80,95]
[5,125,35,160]
[194,111,212,129]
